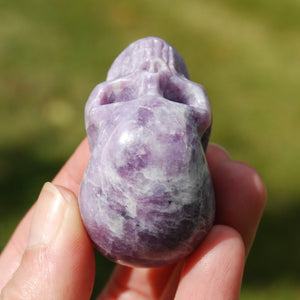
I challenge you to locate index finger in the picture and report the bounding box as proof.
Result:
[53,138,90,195]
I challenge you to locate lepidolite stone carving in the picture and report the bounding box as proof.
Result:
[79,37,215,267]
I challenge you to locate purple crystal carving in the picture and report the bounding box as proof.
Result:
[78,37,215,267]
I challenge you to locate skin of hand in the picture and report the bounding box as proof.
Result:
[0,140,267,300]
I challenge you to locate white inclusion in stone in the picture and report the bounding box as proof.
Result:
[141,165,166,182]
[124,194,138,218]
[119,130,134,145]
[104,207,125,235]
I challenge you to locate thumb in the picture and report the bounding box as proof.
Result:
[0,182,95,300]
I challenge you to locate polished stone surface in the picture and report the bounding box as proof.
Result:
[79,37,215,267]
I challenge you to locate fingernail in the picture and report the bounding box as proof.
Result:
[27,182,69,247]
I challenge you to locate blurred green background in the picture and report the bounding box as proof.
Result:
[0,0,299,298]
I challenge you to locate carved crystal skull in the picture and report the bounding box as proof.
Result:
[79,37,215,267]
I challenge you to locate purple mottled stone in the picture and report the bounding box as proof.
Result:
[78,37,215,267]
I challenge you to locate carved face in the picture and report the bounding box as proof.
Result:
[79,37,215,268]
[86,37,212,151]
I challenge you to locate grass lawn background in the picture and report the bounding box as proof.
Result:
[0,0,299,298]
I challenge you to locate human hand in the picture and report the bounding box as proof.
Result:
[0,140,266,299]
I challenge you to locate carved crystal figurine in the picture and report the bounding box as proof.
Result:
[79,37,215,267]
